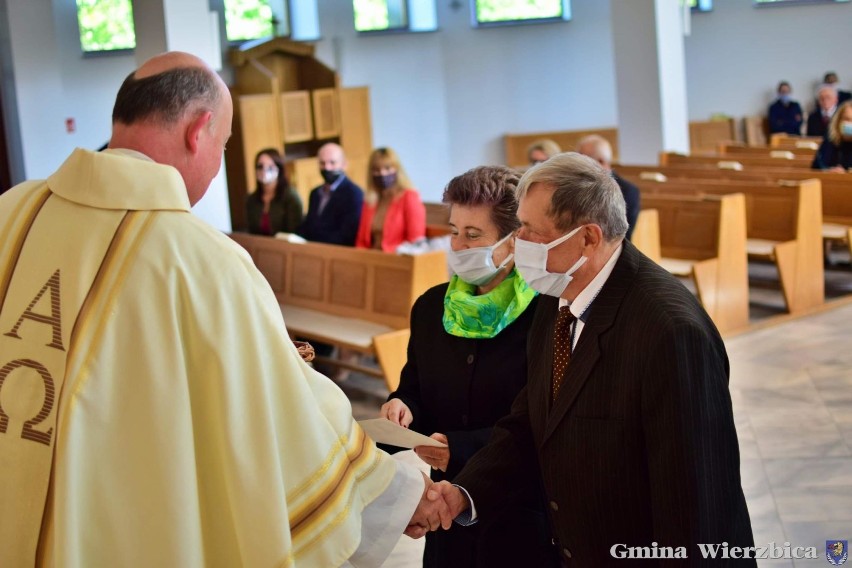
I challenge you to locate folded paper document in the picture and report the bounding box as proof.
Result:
[358,418,447,449]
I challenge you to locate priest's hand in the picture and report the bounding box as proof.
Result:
[415,433,449,472]
[380,399,413,427]
[404,473,454,538]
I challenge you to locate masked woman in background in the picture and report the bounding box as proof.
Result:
[246,148,303,235]
[380,166,557,568]
[356,147,426,251]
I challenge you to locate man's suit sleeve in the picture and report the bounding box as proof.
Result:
[641,321,751,549]
[451,385,540,521]
[336,183,364,246]
[295,189,317,239]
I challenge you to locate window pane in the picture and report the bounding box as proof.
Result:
[354,0,408,31]
[225,0,275,41]
[688,0,713,10]
[76,0,136,52]
[475,0,562,24]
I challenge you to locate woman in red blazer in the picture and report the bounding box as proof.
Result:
[355,147,426,251]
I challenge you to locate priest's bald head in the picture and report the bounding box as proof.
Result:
[109,52,233,205]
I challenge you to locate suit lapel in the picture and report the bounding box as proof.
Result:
[541,241,640,445]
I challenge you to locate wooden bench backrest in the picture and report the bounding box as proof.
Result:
[504,127,619,168]
[623,175,822,244]
[689,118,738,153]
[503,120,737,168]
[616,163,852,225]
[229,233,447,329]
[640,194,739,261]
[660,151,813,170]
[769,133,823,149]
[717,142,816,159]
[640,193,749,332]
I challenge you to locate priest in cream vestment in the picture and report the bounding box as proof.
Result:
[0,52,440,567]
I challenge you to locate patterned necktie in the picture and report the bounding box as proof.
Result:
[551,306,576,402]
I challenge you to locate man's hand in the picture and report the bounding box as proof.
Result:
[414,433,449,472]
[404,473,455,538]
[380,399,413,427]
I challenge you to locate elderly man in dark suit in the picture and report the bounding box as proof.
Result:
[423,153,755,566]
[296,142,363,245]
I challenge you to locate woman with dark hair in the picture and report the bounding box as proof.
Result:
[380,166,556,567]
[246,148,303,235]
[812,101,852,172]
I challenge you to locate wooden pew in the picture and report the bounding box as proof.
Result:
[640,193,749,333]
[623,175,825,314]
[424,201,451,237]
[660,151,813,170]
[689,118,738,153]
[502,120,736,168]
[229,233,448,390]
[717,142,816,160]
[615,163,852,258]
[769,133,823,149]
[504,127,619,169]
[630,208,662,263]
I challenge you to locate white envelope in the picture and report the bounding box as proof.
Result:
[358,418,447,449]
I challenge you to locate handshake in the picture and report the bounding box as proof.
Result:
[405,475,470,539]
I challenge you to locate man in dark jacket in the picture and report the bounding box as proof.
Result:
[768,81,803,135]
[296,143,363,245]
[423,153,755,567]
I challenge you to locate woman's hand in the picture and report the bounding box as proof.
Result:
[380,399,413,427]
[415,433,450,472]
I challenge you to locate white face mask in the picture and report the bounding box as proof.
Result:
[259,166,278,185]
[448,232,514,286]
[514,225,588,297]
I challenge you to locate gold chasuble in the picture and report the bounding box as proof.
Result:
[0,149,397,566]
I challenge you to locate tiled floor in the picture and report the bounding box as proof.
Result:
[344,294,852,567]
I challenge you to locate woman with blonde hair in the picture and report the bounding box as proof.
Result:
[355,147,426,251]
[812,100,852,171]
[526,138,562,166]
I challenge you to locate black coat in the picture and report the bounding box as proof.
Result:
[812,138,852,170]
[455,242,755,567]
[296,177,363,245]
[806,111,832,138]
[245,187,303,235]
[613,172,640,241]
[390,283,556,568]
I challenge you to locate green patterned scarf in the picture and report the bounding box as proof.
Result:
[443,269,537,339]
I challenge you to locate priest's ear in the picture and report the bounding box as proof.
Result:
[185,110,213,155]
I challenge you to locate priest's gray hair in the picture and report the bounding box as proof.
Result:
[112,66,221,126]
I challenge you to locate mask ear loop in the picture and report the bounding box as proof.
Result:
[492,232,515,270]
[545,225,584,250]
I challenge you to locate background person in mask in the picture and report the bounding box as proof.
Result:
[768,81,803,135]
[812,101,852,171]
[380,166,557,568]
[426,152,755,567]
[356,146,426,251]
[245,148,303,235]
[527,138,561,167]
[296,142,363,245]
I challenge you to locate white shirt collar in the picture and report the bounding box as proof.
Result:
[559,243,623,319]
